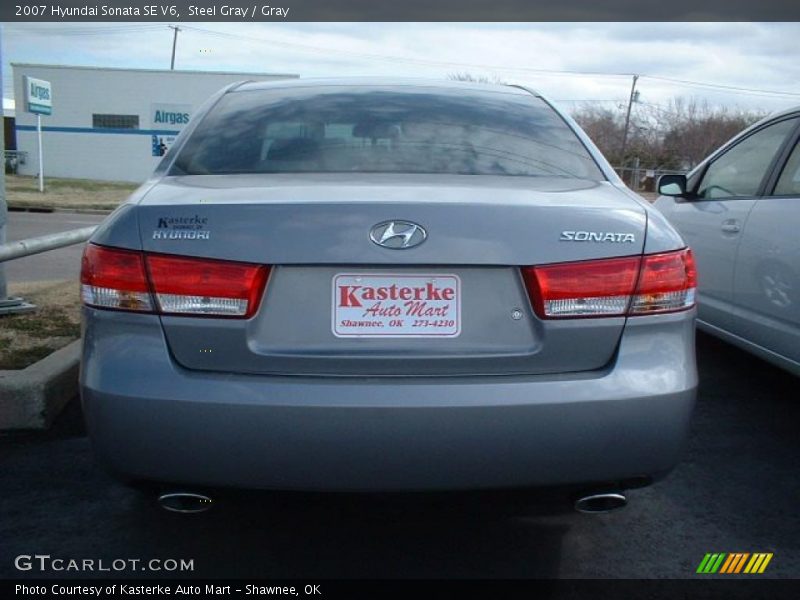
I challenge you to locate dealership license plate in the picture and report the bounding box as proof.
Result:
[332,273,461,338]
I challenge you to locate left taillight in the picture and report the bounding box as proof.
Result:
[80,244,270,318]
[146,254,269,318]
[81,245,153,312]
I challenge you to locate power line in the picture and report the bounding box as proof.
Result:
[6,23,800,100]
[642,74,800,98]
[180,25,800,99]
[180,25,633,80]
[551,99,624,103]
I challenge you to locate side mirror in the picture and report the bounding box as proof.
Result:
[658,174,688,197]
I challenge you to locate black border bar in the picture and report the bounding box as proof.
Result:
[4,579,800,600]
[4,0,800,22]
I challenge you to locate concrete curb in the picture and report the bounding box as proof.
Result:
[9,206,115,215]
[54,207,115,215]
[0,339,81,430]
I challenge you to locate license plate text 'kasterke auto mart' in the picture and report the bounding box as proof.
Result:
[332,274,461,337]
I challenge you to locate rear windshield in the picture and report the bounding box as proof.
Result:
[171,86,604,180]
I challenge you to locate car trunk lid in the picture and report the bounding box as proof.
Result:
[137,174,647,376]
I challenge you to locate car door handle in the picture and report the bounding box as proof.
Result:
[721,220,741,234]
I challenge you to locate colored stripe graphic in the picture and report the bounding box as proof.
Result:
[698,552,773,574]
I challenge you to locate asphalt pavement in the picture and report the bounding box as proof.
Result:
[2,211,107,283]
[1,331,798,579]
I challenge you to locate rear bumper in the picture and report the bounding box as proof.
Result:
[80,308,697,492]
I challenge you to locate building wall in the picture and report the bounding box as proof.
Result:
[13,64,297,183]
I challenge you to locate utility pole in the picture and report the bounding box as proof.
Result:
[169,25,180,70]
[620,74,639,166]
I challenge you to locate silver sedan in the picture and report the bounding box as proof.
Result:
[656,107,800,377]
[79,79,698,513]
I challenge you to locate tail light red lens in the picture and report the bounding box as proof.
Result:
[80,245,153,312]
[630,248,696,314]
[522,248,696,319]
[146,254,269,318]
[80,244,269,318]
[524,256,640,318]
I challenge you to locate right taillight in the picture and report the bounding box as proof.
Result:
[80,244,270,318]
[629,248,696,315]
[522,248,696,319]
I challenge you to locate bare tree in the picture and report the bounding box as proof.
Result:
[571,97,765,171]
[659,98,764,169]
[571,105,626,165]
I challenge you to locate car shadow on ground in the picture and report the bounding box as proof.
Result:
[0,398,570,578]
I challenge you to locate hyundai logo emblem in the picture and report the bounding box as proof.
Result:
[370,220,427,250]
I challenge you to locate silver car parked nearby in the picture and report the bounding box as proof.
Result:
[656,107,800,377]
[79,79,698,512]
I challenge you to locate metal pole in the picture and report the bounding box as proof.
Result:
[37,113,44,192]
[169,25,180,70]
[0,24,36,314]
[620,74,639,170]
[0,226,96,262]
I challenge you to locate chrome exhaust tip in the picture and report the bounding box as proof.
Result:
[574,492,627,514]
[158,492,214,514]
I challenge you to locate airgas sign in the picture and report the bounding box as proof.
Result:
[25,77,52,115]
[151,103,191,128]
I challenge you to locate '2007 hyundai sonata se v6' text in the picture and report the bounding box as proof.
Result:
[79,79,697,513]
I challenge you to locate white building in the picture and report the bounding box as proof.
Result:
[12,64,298,182]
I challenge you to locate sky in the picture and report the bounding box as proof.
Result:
[3,22,800,116]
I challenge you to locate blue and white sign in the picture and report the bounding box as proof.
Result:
[152,134,178,157]
[150,103,190,157]
[25,76,52,115]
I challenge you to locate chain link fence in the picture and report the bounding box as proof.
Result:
[613,163,688,193]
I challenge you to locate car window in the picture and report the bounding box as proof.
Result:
[171,87,604,180]
[697,117,798,200]
[774,138,800,196]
